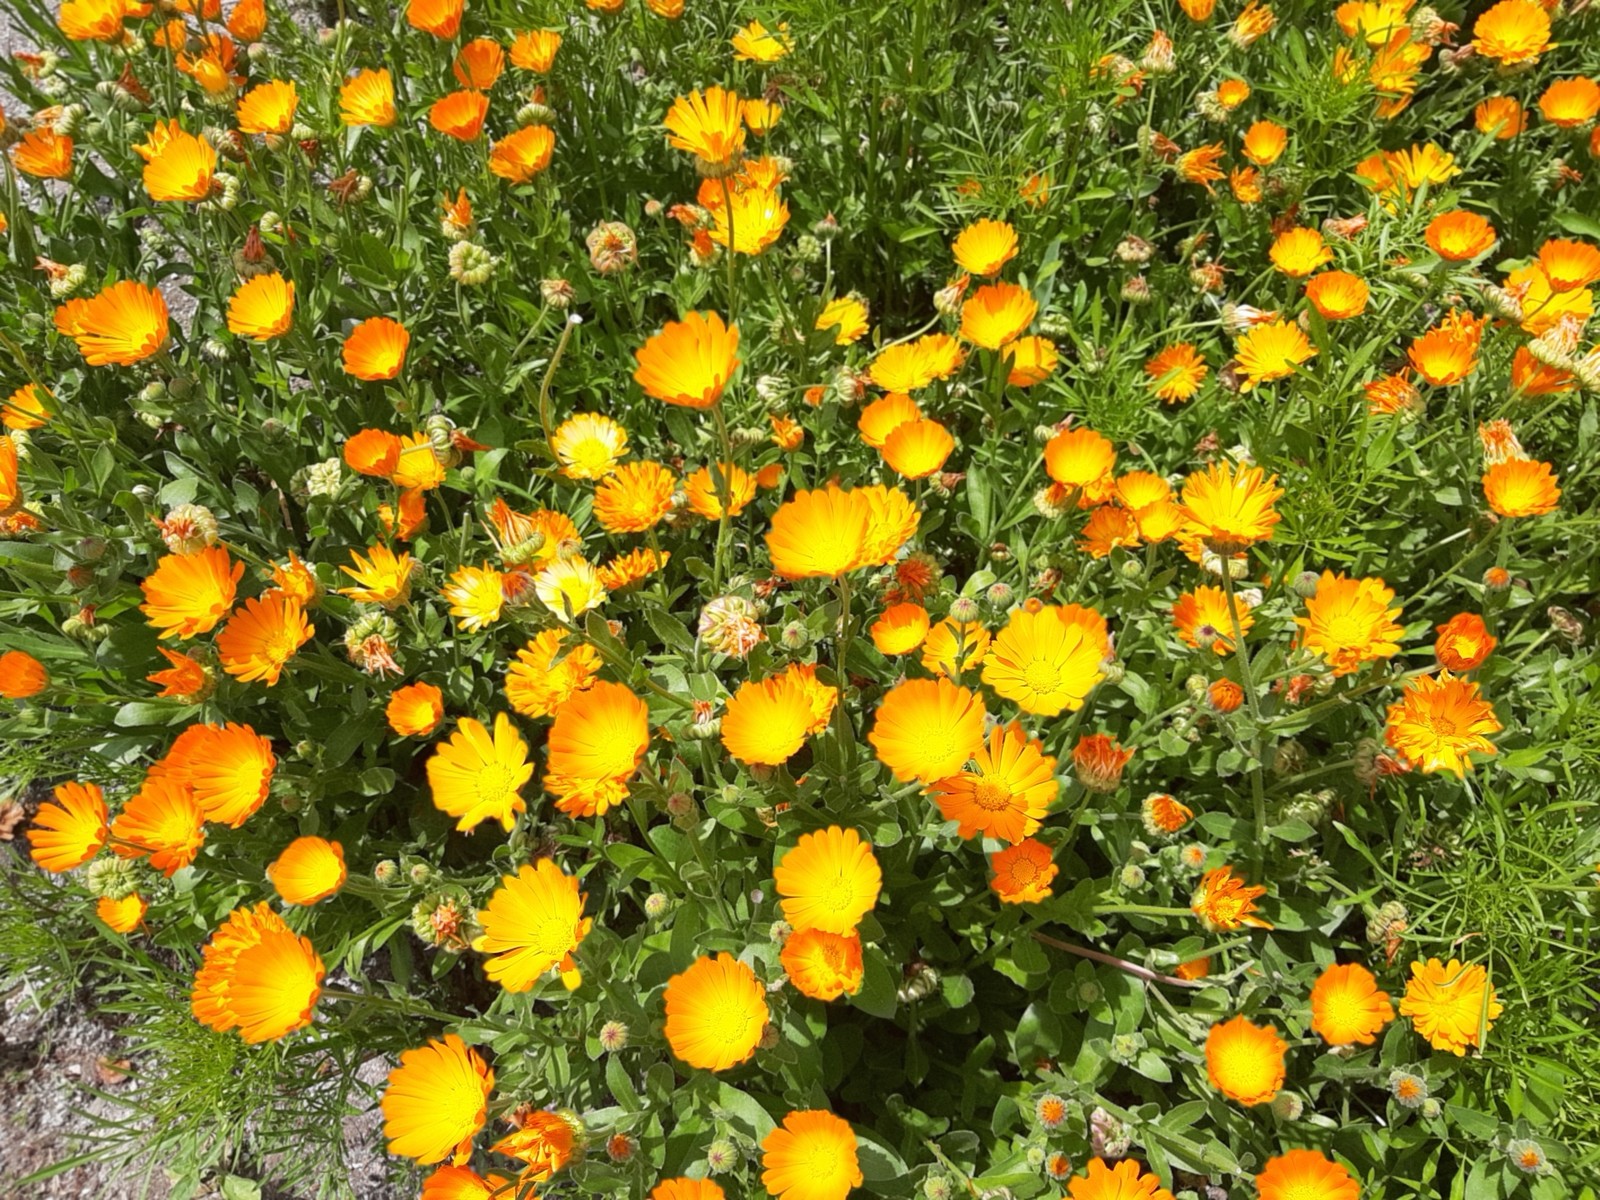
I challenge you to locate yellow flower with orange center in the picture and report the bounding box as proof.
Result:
[774,825,881,935]
[426,713,532,832]
[1269,227,1333,277]
[1256,1151,1360,1200]
[870,677,986,783]
[510,29,562,72]
[56,280,170,366]
[983,605,1107,717]
[664,86,746,172]
[1241,119,1287,165]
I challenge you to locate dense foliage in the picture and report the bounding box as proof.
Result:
[1,1,1599,1199]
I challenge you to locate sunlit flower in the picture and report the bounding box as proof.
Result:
[341,68,397,127]
[664,86,746,173]
[1256,1151,1360,1200]
[443,563,505,632]
[510,30,562,72]
[1172,585,1250,654]
[989,838,1057,903]
[505,630,599,719]
[143,123,217,202]
[1537,238,1600,293]
[1,384,50,432]
[551,413,628,480]
[1177,143,1226,189]
[388,681,445,736]
[1475,95,1526,138]
[857,393,921,449]
[594,460,676,532]
[427,713,531,832]
[1504,264,1592,336]
[1072,732,1133,793]
[960,281,1038,350]
[1305,270,1369,320]
[56,280,170,366]
[1144,344,1208,402]
[28,781,107,872]
[343,316,410,380]
[1425,211,1496,261]
[1310,962,1394,1047]
[1294,571,1404,676]
[1384,672,1501,774]
[452,38,505,89]
[1205,1016,1285,1105]
[1408,326,1478,386]
[1399,957,1503,1055]
[191,902,324,1043]
[731,19,792,62]
[407,0,464,38]
[268,836,347,905]
[1179,460,1283,553]
[490,125,556,183]
[141,547,243,639]
[780,928,863,1001]
[236,79,298,135]
[816,295,869,345]
[1067,1159,1175,1200]
[381,1034,493,1164]
[1471,0,1552,66]
[881,418,955,479]
[870,677,986,783]
[544,681,650,817]
[1043,427,1116,490]
[1482,458,1560,517]
[473,860,591,991]
[1229,0,1276,46]
[931,723,1057,843]
[217,592,314,685]
[761,1110,861,1200]
[1241,119,1287,165]
[147,646,211,702]
[634,311,740,408]
[1434,613,1496,671]
[1235,318,1317,388]
[430,90,490,141]
[1004,335,1059,387]
[1191,865,1271,931]
[227,272,294,341]
[983,605,1106,717]
[686,463,756,519]
[867,333,964,392]
[775,826,881,935]
[13,128,74,178]
[664,953,768,1071]
[952,219,1019,277]
[0,647,47,699]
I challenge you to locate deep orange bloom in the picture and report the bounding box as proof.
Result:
[430,91,490,141]
[0,648,49,698]
[1434,613,1496,670]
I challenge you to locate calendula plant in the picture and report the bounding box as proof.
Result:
[1,0,1599,1199]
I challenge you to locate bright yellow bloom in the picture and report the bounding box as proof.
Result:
[1472,0,1553,65]
[731,19,792,62]
[426,713,532,832]
[442,563,505,632]
[236,79,298,135]
[761,1111,861,1200]
[1384,672,1501,775]
[381,1034,493,1164]
[227,272,294,341]
[551,413,628,480]
[664,86,746,172]
[1399,957,1503,1055]
[1294,571,1404,676]
[983,605,1106,717]
[960,281,1038,350]
[55,280,170,366]
[664,953,768,1071]
[1205,1016,1285,1105]
[268,836,348,905]
[473,860,592,991]
[340,68,397,127]
[952,218,1018,277]
[774,825,882,935]
[28,781,108,873]
[634,312,740,408]
[1191,865,1271,931]
[489,125,556,183]
[1310,962,1395,1047]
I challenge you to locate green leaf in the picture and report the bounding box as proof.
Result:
[849,947,898,1019]
[714,1083,775,1140]
[606,1056,641,1111]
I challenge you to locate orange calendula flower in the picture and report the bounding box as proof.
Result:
[2,383,50,432]
[857,393,921,449]
[1425,211,1496,261]
[147,646,211,701]
[866,333,964,393]
[989,838,1057,903]
[1191,865,1271,931]
[429,91,490,141]
[1474,95,1525,138]
[1241,119,1288,166]
[722,669,824,767]
[28,781,108,872]
[1305,270,1369,320]
[1471,0,1553,66]
[381,1034,493,1164]
[1209,680,1246,714]
[1310,962,1395,1047]
[1294,571,1404,676]
[983,605,1106,717]
[1482,458,1559,517]
[1141,792,1193,835]
[1408,326,1478,387]
[920,617,990,677]
[111,774,205,876]
[453,38,506,89]
[473,859,591,991]
[684,463,755,520]
[1235,318,1317,388]
[191,902,325,1043]
[13,128,74,178]
[544,681,650,817]
[268,836,348,905]
[141,547,243,639]
[1537,238,1600,294]
[1071,732,1133,793]
[227,272,294,341]
[216,592,314,685]
[593,460,675,533]
[881,418,955,480]
[342,316,410,380]
[1434,613,1496,671]
[1043,427,1116,490]
[143,124,217,202]
[407,0,464,38]
[339,544,416,608]
[1067,1158,1175,1200]
[510,29,561,72]
[774,826,881,935]
[960,281,1038,350]
[1384,672,1501,774]
[236,79,298,135]
[388,680,445,736]
[780,928,863,1001]
[1398,957,1503,1055]
[550,413,627,480]
[1256,1151,1360,1200]
[57,280,170,366]
[1177,143,1226,189]
[870,677,986,783]
[344,428,404,478]
[664,86,746,173]
[427,713,532,832]
[489,125,556,183]
[952,218,1018,278]
[931,723,1058,844]
[1078,505,1140,558]
[1538,78,1600,129]
[761,1111,861,1200]
[731,19,792,62]
[634,311,740,408]
[58,0,127,41]
[664,953,769,1071]
[765,485,871,578]
[1229,0,1276,45]
[442,563,505,632]
[340,68,397,127]
[0,648,48,698]
[1205,1015,1285,1105]
[97,893,149,934]
[1504,264,1592,337]
[816,295,869,345]
[870,602,930,656]
[1004,335,1059,387]
[161,721,277,827]
[1229,165,1262,204]
[1145,344,1208,402]
[227,0,267,41]
[1179,460,1284,554]
[1173,585,1251,655]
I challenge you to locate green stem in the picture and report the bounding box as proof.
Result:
[1221,566,1269,860]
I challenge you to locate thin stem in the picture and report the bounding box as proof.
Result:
[1032,932,1204,989]
[710,401,735,591]
[1221,566,1269,859]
